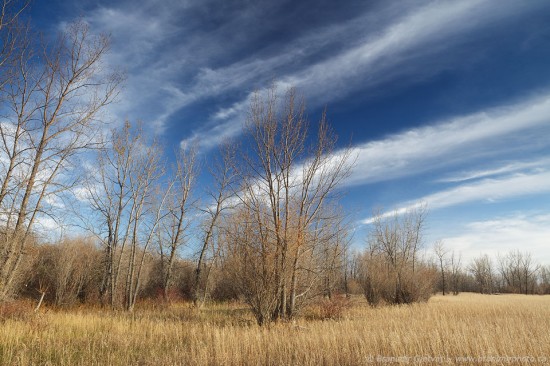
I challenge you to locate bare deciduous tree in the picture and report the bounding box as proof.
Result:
[192,143,234,306]
[361,206,435,305]
[227,87,352,324]
[497,251,540,295]
[433,240,448,295]
[27,237,99,307]
[157,146,197,302]
[85,122,162,310]
[469,254,494,294]
[0,18,121,298]
[539,265,550,294]
[124,131,164,311]
[449,250,462,295]
[223,203,280,325]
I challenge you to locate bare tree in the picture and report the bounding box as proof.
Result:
[361,206,435,305]
[497,251,540,294]
[85,123,134,307]
[157,146,197,303]
[223,203,280,325]
[449,250,462,295]
[0,19,121,298]
[539,265,550,294]
[228,87,352,324]
[433,240,448,295]
[469,254,494,294]
[85,122,162,310]
[123,131,164,311]
[192,143,234,306]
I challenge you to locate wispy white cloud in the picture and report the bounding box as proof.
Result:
[190,85,550,209]
[437,158,550,183]
[418,171,550,209]
[179,80,294,150]
[283,0,515,101]
[345,93,550,187]
[180,114,245,151]
[441,213,550,265]
[83,0,382,133]
[82,6,187,131]
[183,0,547,150]
[361,169,550,225]
[74,0,548,150]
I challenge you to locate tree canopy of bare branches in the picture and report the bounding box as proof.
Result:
[85,122,162,309]
[226,87,353,324]
[361,207,436,305]
[0,12,121,298]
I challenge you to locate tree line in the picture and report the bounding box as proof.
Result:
[346,208,550,302]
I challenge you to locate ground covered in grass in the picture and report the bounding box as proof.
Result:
[1,293,549,365]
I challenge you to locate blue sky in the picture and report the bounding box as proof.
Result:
[29,0,550,263]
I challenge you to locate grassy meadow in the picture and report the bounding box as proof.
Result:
[1,293,549,365]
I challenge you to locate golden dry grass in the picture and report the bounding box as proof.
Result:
[1,293,549,365]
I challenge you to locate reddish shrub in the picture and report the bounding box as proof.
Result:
[318,295,351,320]
[0,299,34,322]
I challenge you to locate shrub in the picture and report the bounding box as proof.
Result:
[0,299,34,322]
[361,254,437,306]
[305,295,351,320]
[318,295,351,320]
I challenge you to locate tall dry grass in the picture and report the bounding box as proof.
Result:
[1,293,549,365]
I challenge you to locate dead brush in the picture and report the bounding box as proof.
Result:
[0,299,34,322]
[306,295,352,320]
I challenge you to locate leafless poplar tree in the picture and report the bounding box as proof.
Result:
[157,146,197,302]
[361,206,435,305]
[433,240,448,295]
[539,265,550,294]
[316,210,350,300]
[123,131,164,311]
[85,122,162,310]
[449,250,462,295]
[229,87,352,324]
[469,254,494,294]
[192,143,234,306]
[0,17,121,298]
[223,203,280,325]
[497,251,540,294]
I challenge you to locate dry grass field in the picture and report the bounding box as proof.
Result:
[1,293,549,365]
